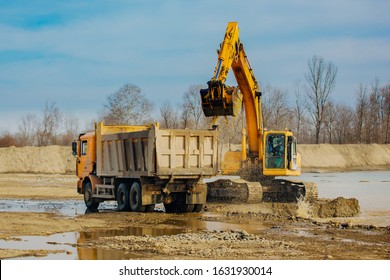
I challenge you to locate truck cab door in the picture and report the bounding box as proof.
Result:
[77,138,94,178]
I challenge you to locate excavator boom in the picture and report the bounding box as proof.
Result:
[200,22,263,159]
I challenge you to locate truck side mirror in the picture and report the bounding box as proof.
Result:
[72,141,78,157]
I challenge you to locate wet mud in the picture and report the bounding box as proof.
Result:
[0,173,389,260]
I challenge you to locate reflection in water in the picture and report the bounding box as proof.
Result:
[76,226,186,260]
[76,217,267,260]
[2,232,78,260]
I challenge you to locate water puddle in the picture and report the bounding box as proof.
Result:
[0,232,78,260]
[0,199,118,216]
[2,214,267,260]
[2,171,389,259]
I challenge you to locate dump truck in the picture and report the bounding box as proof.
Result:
[72,122,218,213]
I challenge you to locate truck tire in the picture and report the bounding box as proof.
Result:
[164,193,194,213]
[84,182,100,210]
[129,182,146,212]
[192,204,203,213]
[144,204,155,212]
[117,183,130,211]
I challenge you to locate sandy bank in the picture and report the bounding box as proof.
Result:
[0,144,389,174]
[300,144,390,172]
[0,145,75,174]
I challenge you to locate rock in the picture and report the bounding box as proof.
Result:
[340,221,353,229]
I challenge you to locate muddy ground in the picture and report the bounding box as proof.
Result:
[0,173,389,260]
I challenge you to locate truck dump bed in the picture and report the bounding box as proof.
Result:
[95,123,218,179]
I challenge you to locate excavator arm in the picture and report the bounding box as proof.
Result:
[200,22,263,160]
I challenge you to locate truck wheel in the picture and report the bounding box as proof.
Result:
[84,182,100,210]
[192,204,203,213]
[144,205,155,212]
[117,183,130,211]
[129,182,146,212]
[164,194,194,213]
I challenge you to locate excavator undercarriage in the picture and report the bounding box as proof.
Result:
[206,177,318,204]
[206,165,318,204]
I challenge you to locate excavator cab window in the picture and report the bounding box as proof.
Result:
[265,133,285,169]
[287,136,298,171]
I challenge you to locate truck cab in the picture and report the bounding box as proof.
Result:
[72,132,96,193]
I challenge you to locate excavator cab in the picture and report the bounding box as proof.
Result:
[263,131,301,176]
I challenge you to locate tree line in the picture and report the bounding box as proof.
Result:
[1,55,389,147]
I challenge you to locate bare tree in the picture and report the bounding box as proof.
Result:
[369,81,380,143]
[217,113,244,149]
[0,130,18,147]
[182,85,204,129]
[18,113,38,146]
[382,82,390,143]
[182,84,205,129]
[304,55,337,143]
[323,101,337,143]
[101,83,153,125]
[36,101,62,146]
[262,84,293,130]
[159,101,179,129]
[294,84,306,142]
[334,104,354,144]
[353,83,368,143]
[60,116,80,145]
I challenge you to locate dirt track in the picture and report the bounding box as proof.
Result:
[0,173,389,260]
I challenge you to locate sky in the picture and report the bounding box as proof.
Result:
[0,0,389,133]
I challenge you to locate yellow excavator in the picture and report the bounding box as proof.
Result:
[201,22,317,203]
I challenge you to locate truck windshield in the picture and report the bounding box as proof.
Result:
[265,134,285,169]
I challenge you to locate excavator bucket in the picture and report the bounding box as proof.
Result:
[200,81,242,117]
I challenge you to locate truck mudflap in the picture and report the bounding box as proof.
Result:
[141,181,206,207]
[141,184,163,205]
[161,182,207,213]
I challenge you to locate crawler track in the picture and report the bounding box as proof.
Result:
[206,178,318,203]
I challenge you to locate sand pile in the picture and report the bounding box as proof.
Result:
[313,197,360,218]
[0,146,75,174]
[299,144,390,172]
